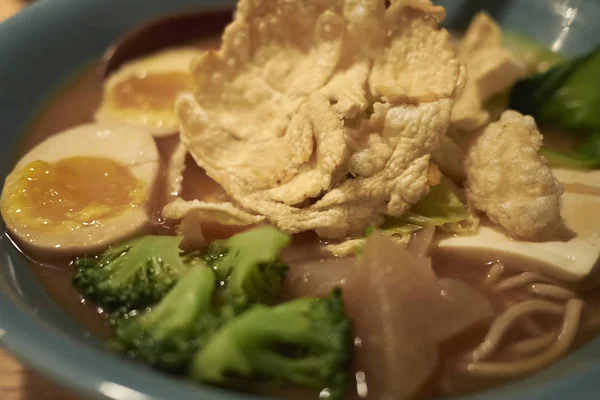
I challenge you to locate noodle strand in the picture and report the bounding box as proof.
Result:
[494,272,557,291]
[462,299,584,378]
[470,300,565,362]
[505,332,559,356]
[528,283,577,301]
[484,263,505,287]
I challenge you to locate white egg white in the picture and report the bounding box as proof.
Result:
[95,47,203,137]
[0,123,160,257]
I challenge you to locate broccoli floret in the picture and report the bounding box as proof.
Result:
[110,262,217,373]
[73,235,195,312]
[189,288,353,400]
[203,227,291,306]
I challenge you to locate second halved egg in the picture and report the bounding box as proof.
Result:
[95,47,203,137]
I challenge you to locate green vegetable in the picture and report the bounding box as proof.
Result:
[510,44,600,133]
[368,177,478,239]
[503,31,565,75]
[541,132,600,169]
[110,263,217,373]
[203,227,291,307]
[189,288,353,400]
[367,220,422,238]
[75,227,352,399]
[73,235,196,313]
[509,43,600,169]
[406,177,470,227]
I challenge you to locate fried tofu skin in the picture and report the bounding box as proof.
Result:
[451,12,525,131]
[465,111,563,240]
[175,0,465,239]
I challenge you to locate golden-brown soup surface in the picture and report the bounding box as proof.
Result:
[13,54,600,400]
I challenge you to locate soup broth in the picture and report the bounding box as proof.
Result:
[10,56,600,400]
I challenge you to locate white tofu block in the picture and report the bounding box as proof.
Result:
[552,168,600,189]
[437,191,600,283]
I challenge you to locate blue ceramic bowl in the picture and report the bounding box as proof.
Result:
[0,0,599,399]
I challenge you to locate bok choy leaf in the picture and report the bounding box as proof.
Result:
[368,177,478,239]
[540,132,600,169]
[509,44,600,133]
[509,44,600,169]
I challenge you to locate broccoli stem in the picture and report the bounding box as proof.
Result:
[205,226,291,306]
[188,290,352,399]
[139,261,215,342]
[110,262,217,373]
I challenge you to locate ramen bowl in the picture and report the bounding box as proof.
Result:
[0,0,599,399]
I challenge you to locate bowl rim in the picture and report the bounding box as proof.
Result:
[0,1,600,400]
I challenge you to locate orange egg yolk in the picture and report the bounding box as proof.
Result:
[111,71,194,112]
[2,157,145,230]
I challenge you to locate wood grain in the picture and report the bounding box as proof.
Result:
[0,350,80,400]
[0,3,81,399]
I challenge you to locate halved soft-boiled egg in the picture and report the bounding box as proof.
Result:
[0,123,159,257]
[95,47,202,137]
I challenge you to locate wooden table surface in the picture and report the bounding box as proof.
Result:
[0,1,81,399]
[0,351,79,400]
